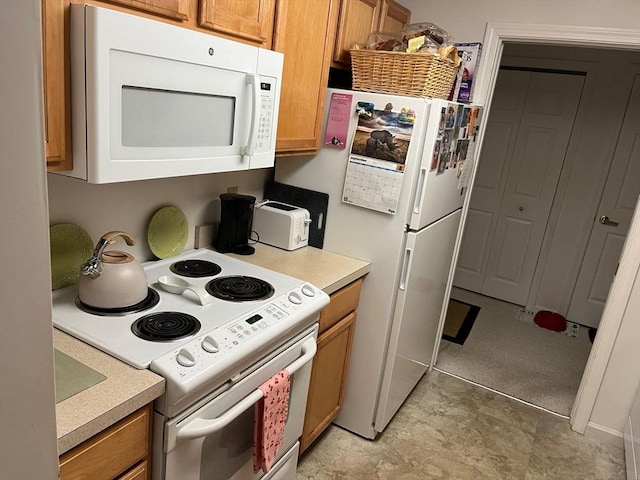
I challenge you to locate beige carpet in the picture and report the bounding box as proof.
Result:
[436,287,593,416]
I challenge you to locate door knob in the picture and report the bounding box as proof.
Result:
[599,215,619,227]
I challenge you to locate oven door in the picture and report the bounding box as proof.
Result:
[156,326,317,480]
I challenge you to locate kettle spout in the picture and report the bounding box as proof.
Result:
[81,256,103,278]
[81,235,110,278]
[81,231,138,279]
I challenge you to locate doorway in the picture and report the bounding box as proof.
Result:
[431,27,640,435]
[440,50,639,415]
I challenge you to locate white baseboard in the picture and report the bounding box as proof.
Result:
[585,421,624,449]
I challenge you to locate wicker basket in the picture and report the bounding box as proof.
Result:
[350,45,461,99]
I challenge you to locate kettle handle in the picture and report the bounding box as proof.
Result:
[101,231,136,246]
[81,231,136,279]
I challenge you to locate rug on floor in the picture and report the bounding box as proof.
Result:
[442,299,480,345]
[516,308,580,337]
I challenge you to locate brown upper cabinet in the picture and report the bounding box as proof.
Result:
[332,0,410,67]
[199,0,275,48]
[272,0,339,156]
[99,0,191,21]
[42,0,73,172]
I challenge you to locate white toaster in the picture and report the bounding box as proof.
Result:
[252,201,311,251]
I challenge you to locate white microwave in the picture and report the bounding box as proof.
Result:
[59,4,283,184]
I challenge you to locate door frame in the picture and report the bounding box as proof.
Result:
[452,23,640,435]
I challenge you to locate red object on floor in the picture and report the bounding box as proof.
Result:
[534,311,567,332]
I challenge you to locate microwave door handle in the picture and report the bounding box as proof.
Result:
[242,73,261,161]
[172,338,316,446]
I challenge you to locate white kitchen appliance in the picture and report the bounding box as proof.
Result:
[252,201,311,251]
[51,249,329,479]
[276,88,482,439]
[58,4,283,184]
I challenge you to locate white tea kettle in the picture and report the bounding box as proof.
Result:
[78,231,148,309]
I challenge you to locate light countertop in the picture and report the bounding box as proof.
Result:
[227,243,370,295]
[54,329,165,454]
[54,243,369,454]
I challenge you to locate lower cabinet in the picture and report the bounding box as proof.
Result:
[300,278,362,453]
[59,404,152,480]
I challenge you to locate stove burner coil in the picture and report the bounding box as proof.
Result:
[170,259,222,278]
[76,288,160,316]
[206,276,274,302]
[131,312,201,341]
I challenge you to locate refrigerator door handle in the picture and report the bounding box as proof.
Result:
[413,168,427,215]
[399,247,413,291]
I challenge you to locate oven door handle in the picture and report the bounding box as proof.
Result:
[172,338,317,446]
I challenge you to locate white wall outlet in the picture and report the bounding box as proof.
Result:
[227,186,239,193]
[195,223,215,249]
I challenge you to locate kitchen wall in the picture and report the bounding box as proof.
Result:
[47,169,273,263]
[0,1,59,478]
[399,0,640,440]
[398,0,640,43]
[590,259,640,436]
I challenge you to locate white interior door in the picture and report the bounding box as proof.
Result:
[567,75,640,328]
[455,69,584,305]
[454,70,527,293]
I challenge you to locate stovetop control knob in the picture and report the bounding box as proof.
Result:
[288,291,303,305]
[176,348,196,367]
[201,335,220,353]
[301,284,316,297]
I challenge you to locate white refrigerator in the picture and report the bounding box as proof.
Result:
[275,88,482,439]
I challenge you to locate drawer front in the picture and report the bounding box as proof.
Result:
[117,459,148,480]
[59,405,151,480]
[319,278,362,334]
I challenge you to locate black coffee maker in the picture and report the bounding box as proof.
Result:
[215,193,256,255]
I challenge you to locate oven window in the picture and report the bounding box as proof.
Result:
[121,86,235,148]
[200,406,254,479]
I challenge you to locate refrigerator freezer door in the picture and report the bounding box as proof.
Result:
[408,99,468,231]
[374,209,462,432]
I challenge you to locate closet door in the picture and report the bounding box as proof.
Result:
[454,70,527,294]
[455,69,584,305]
[567,75,640,328]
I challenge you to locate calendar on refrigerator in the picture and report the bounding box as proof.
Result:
[341,106,414,215]
[342,156,405,214]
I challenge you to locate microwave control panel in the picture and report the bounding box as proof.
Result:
[257,80,276,152]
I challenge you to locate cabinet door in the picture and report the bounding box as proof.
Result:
[42,0,72,172]
[99,0,190,21]
[273,0,339,156]
[198,0,275,47]
[333,0,379,65]
[300,311,356,453]
[59,405,151,480]
[378,0,410,33]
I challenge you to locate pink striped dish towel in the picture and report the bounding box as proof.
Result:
[253,370,291,474]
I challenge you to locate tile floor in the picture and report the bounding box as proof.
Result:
[297,370,626,480]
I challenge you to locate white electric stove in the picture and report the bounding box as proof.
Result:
[52,248,329,416]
